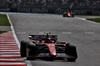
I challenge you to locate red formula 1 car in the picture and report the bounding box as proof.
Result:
[20,32,78,62]
[63,12,74,17]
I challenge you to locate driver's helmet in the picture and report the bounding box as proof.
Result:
[29,36,32,40]
[51,39,56,43]
[45,38,50,43]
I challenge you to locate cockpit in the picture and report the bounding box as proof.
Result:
[29,33,57,44]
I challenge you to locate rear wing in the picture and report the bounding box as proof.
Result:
[29,35,57,40]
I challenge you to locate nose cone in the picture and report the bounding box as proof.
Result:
[46,44,57,56]
[52,52,56,56]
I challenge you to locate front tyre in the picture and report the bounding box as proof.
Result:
[67,58,76,62]
[65,44,78,61]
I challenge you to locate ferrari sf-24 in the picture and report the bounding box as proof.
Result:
[20,32,78,61]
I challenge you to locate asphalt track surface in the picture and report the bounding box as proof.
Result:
[9,14,100,66]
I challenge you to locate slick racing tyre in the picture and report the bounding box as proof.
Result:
[65,44,78,61]
[67,58,76,62]
[27,42,37,56]
[20,40,27,57]
[63,14,65,17]
[71,14,74,17]
[26,42,37,60]
[20,41,37,58]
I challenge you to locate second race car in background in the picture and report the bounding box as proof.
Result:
[63,12,74,17]
[20,32,78,62]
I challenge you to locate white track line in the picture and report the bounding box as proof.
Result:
[0,48,17,50]
[0,42,16,43]
[0,50,19,51]
[75,17,100,24]
[0,46,17,47]
[0,40,15,41]
[0,44,16,45]
[7,14,32,66]
[0,52,20,54]
[0,55,20,57]
[0,63,26,65]
[0,59,23,61]
[7,14,20,49]
[75,17,86,20]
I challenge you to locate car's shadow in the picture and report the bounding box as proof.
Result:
[25,57,76,62]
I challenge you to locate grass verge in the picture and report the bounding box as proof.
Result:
[86,18,100,23]
[0,31,7,34]
[0,14,10,26]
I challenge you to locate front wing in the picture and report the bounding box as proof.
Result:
[31,53,75,59]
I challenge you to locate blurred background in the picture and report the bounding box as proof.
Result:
[0,0,100,15]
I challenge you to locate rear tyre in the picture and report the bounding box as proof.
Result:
[71,14,74,17]
[63,14,65,17]
[26,42,37,60]
[20,41,27,57]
